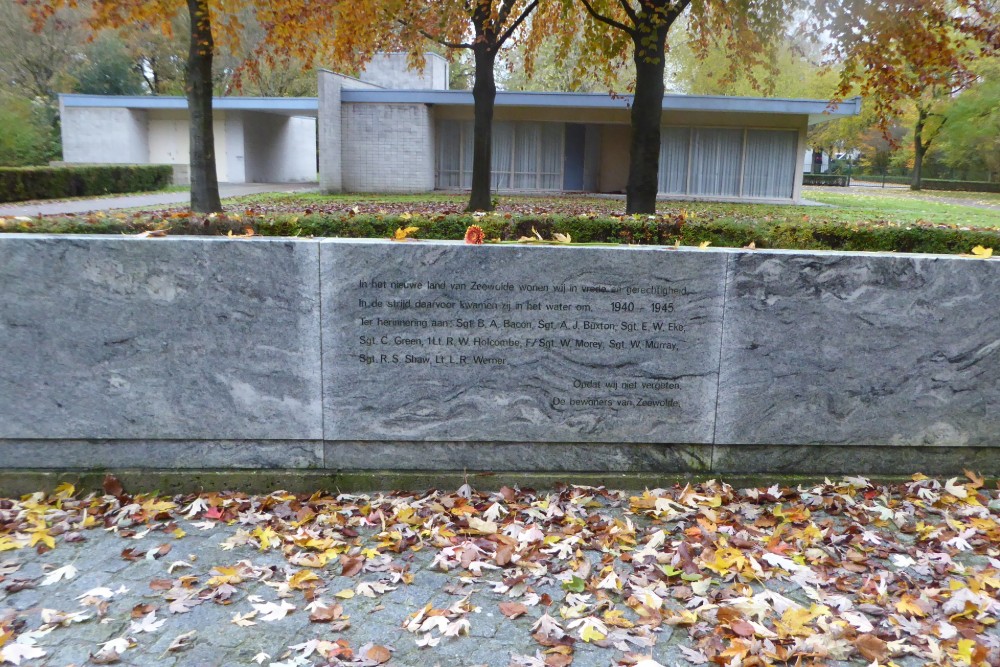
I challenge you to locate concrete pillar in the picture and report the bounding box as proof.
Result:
[318,70,342,193]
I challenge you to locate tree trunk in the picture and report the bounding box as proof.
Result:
[911,107,926,192]
[467,45,497,212]
[186,0,222,213]
[626,38,666,214]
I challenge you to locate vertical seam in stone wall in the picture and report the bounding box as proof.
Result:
[316,241,326,466]
[710,253,733,470]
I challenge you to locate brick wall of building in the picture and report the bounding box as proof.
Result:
[342,103,434,193]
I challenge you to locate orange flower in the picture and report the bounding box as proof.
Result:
[464,225,485,245]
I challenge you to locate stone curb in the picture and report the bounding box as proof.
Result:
[0,469,951,497]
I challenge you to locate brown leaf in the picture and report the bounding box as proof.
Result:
[120,548,143,561]
[152,544,172,559]
[341,554,364,577]
[730,619,755,637]
[167,630,196,652]
[363,644,392,664]
[495,543,515,567]
[89,649,121,664]
[309,603,344,623]
[103,474,124,498]
[131,603,156,619]
[149,579,173,591]
[500,602,530,619]
[855,634,888,663]
[5,579,37,593]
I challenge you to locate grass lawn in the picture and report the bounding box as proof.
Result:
[803,188,1000,227]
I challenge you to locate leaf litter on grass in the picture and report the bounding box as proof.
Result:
[0,474,998,666]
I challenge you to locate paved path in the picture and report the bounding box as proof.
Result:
[0,183,317,218]
[1,478,997,666]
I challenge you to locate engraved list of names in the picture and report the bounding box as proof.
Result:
[322,241,727,443]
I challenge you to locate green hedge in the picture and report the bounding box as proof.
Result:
[803,174,849,187]
[853,175,1000,193]
[9,211,997,257]
[0,164,173,203]
[273,214,1000,255]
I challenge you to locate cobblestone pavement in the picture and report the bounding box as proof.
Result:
[1,477,998,667]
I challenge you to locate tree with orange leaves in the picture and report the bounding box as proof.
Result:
[557,0,998,213]
[253,1,554,212]
[21,0,250,212]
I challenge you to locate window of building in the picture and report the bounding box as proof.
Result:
[658,127,798,199]
[436,120,564,191]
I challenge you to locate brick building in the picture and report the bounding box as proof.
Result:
[59,53,860,203]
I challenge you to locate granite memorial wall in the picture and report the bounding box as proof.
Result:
[1,235,997,475]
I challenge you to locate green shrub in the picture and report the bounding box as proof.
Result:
[0,165,173,203]
[5,210,999,257]
[0,97,51,167]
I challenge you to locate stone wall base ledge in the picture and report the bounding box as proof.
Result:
[1,458,995,497]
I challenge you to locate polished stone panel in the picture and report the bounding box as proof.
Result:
[716,251,1000,447]
[321,240,727,443]
[0,236,323,439]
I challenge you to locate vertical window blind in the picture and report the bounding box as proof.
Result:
[437,120,798,199]
[742,129,797,199]
[436,120,564,191]
[658,127,798,199]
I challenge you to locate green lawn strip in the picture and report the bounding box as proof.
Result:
[805,189,1000,225]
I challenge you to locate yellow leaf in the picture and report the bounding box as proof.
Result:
[603,609,634,628]
[172,527,186,539]
[553,232,572,244]
[699,241,711,249]
[895,595,927,617]
[393,226,419,241]
[703,546,746,575]
[252,526,279,551]
[29,530,55,550]
[776,605,826,637]
[971,246,993,258]
[334,588,355,599]
[532,226,543,240]
[467,517,498,534]
[207,566,243,587]
[54,482,76,498]
[0,537,20,552]
[289,570,320,590]
[953,638,976,664]
[142,499,177,513]
[579,620,607,642]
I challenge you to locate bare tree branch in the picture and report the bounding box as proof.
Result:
[496,0,539,48]
[579,0,635,36]
[616,0,637,24]
[398,18,473,49]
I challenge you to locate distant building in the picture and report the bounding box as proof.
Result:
[59,52,861,203]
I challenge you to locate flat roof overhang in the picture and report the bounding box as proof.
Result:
[59,94,320,118]
[340,90,862,124]
[60,90,861,124]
